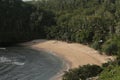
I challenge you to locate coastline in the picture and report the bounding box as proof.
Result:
[25,47,70,80]
[22,39,114,80]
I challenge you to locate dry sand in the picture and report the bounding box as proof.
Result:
[22,39,114,80]
[23,40,114,68]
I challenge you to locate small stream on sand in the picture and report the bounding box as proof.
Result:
[0,46,63,80]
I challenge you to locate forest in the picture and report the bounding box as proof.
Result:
[0,0,120,80]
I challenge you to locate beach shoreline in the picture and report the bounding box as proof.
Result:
[25,46,70,80]
[22,39,114,80]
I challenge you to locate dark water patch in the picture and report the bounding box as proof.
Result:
[0,46,63,80]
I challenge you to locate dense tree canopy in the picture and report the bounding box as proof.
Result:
[0,0,32,45]
[0,0,55,45]
[0,0,120,57]
[0,0,120,53]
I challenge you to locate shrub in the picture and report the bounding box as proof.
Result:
[62,69,80,80]
[91,41,101,50]
[99,66,120,80]
[62,65,103,80]
[102,39,118,55]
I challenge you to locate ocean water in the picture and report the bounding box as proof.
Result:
[0,46,63,80]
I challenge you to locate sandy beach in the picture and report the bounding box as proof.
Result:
[22,39,114,80]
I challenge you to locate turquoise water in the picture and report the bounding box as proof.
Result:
[0,46,63,80]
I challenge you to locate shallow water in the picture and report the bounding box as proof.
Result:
[0,46,63,80]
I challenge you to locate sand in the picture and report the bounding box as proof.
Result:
[22,39,114,80]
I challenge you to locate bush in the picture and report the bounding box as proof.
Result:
[62,65,103,80]
[102,39,118,55]
[91,41,101,50]
[62,69,80,80]
[99,66,120,80]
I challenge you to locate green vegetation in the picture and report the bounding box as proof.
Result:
[1,0,120,49]
[1,0,120,79]
[63,65,103,80]
[99,65,120,80]
[102,36,120,55]
[0,0,55,45]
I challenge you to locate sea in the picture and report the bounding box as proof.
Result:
[0,46,63,80]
